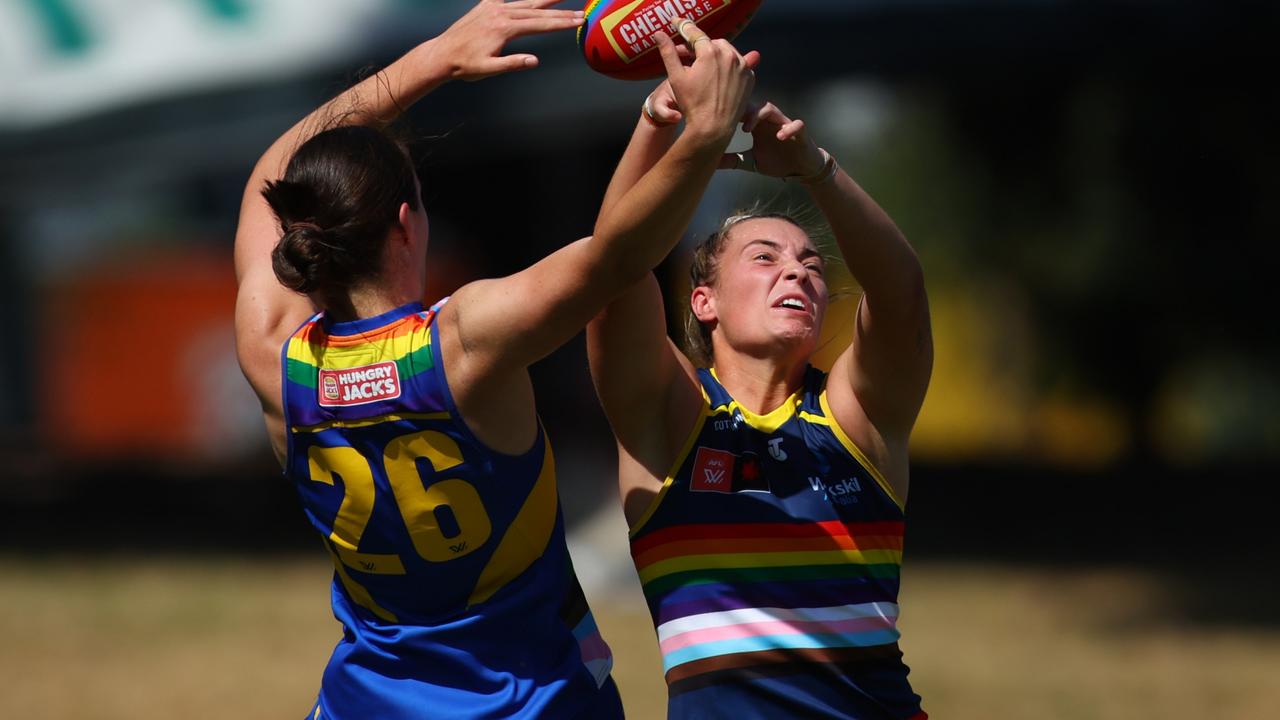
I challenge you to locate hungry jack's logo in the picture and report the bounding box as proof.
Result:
[322,374,340,402]
[318,361,402,407]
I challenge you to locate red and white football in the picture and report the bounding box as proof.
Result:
[578,0,764,81]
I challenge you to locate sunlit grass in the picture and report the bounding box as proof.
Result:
[1,557,1275,719]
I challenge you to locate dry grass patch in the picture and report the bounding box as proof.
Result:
[2,557,1277,719]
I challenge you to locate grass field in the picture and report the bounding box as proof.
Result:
[2,556,1276,719]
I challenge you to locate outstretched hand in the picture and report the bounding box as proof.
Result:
[436,0,584,81]
[722,101,827,178]
[655,20,758,142]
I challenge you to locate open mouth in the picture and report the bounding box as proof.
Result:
[774,297,808,312]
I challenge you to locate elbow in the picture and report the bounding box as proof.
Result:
[903,258,928,309]
[878,247,927,316]
[905,263,933,362]
[903,261,930,332]
[868,253,930,334]
[590,233,657,290]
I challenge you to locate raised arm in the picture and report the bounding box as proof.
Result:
[233,0,584,454]
[586,79,703,488]
[739,102,931,493]
[810,148,931,440]
[595,80,681,227]
[446,28,755,375]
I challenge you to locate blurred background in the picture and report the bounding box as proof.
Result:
[2,0,1278,717]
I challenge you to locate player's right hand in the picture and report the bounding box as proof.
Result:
[656,20,758,144]
[436,0,584,81]
[727,101,826,179]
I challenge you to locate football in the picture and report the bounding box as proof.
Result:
[578,0,764,81]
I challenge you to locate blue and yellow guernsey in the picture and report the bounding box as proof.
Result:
[629,366,926,719]
[281,301,619,720]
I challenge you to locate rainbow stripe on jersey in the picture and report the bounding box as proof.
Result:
[282,301,619,720]
[629,366,926,719]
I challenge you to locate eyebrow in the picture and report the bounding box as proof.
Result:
[741,239,824,263]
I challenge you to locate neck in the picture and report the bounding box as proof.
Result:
[316,280,420,324]
[709,350,808,415]
[317,236,428,323]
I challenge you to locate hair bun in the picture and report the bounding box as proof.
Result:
[261,126,420,297]
[286,220,326,238]
[272,221,332,294]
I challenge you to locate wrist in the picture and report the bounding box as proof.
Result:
[785,148,839,185]
[641,95,676,128]
[680,118,735,150]
[406,38,460,84]
[671,126,733,167]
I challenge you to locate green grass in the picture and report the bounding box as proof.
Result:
[1,557,1275,719]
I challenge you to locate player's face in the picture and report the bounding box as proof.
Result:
[697,218,828,360]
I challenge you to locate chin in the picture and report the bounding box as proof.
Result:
[768,329,819,360]
[773,319,818,342]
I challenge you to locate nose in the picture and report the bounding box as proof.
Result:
[782,258,805,281]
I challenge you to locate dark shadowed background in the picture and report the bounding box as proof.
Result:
[1,1,1277,718]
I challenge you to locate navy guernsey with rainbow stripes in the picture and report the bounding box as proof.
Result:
[629,366,926,719]
[281,301,619,720]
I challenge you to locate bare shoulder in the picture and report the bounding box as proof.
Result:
[615,346,706,527]
[431,282,539,456]
[234,269,312,463]
[823,348,913,506]
[235,273,299,400]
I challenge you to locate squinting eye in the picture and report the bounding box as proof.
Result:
[754,253,772,261]
[806,264,824,274]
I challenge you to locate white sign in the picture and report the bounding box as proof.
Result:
[0,0,447,128]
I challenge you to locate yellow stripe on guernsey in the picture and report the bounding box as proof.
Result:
[638,548,905,586]
[629,407,710,538]
[287,328,421,370]
[324,544,398,623]
[295,412,451,434]
[468,435,560,607]
[816,391,904,511]
[707,368,803,433]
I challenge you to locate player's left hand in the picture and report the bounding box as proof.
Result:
[644,79,683,126]
[721,101,826,178]
[436,0,585,81]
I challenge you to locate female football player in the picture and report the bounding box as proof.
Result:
[233,4,757,718]
[588,21,932,719]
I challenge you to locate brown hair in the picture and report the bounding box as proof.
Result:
[262,124,421,296]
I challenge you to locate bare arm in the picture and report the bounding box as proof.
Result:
[813,164,932,439]
[735,102,931,495]
[232,0,584,459]
[596,80,681,226]
[449,31,756,376]
[584,34,767,522]
[587,88,703,500]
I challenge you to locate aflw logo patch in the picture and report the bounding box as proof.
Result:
[318,361,401,407]
[691,447,735,492]
[690,446,770,494]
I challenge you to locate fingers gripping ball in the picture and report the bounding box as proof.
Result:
[578,0,764,80]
